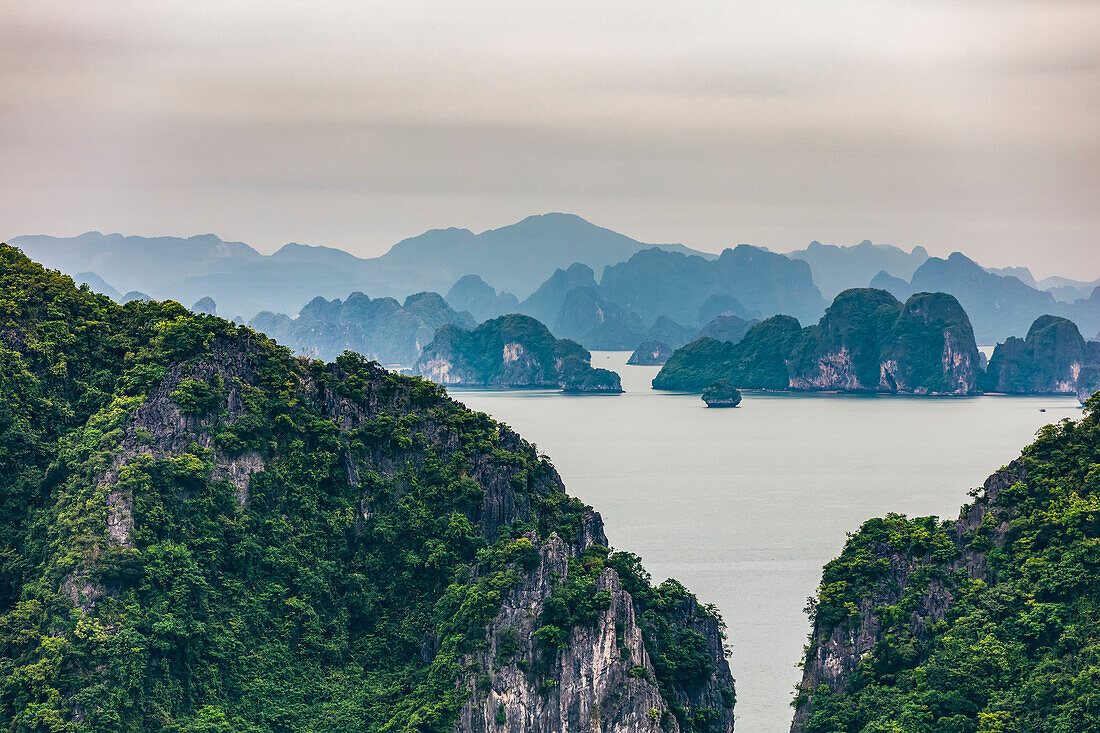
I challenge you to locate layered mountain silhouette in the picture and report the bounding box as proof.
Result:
[871,252,1100,343]
[11,214,706,319]
[13,216,1100,355]
[785,239,929,300]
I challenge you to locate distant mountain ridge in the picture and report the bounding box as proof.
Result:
[785,239,929,300]
[250,291,474,365]
[14,217,1100,354]
[11,214,706,319]
[874,251,1100,343]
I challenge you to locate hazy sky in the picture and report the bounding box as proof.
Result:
[3,1,1098,278]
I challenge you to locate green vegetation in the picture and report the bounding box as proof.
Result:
[608,552,734,730]
[982,315,1100,395]
[652,316,803,390]
[787,288,902,389]
[654,289,980,395]
[796,395,1100,732]
[415,314,622,392]
[701,380,742,407]
[627,340,673,366]
[879,292,979,394]
[0,244,720,731]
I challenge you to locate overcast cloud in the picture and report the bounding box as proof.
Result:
[2,0,1098,278]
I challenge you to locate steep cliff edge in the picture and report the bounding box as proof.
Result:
[655,289,979,394]
[629,341,674,366]
[792,398,1100,732]
[416,313,623,393]
[0,245,724,731]
[982,314,1100,398]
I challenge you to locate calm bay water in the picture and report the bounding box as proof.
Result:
[448,352,1083,732]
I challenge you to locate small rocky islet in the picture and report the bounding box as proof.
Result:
[701,379,742,407]
[627,340,674,365]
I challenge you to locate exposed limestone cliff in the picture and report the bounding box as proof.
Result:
[655,289,980,394]
[982,314,1100,397]
[792,399,1100,731]
[416,313,623,393]
[628,341,674,366]
[791,463,1021,731]
[250,290,474,365]
[456,515,735,733]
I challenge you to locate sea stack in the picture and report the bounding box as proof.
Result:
[702,379,742,407]
[627,340,673,365]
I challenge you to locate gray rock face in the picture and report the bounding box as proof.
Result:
[790,463,1023,732]
[456,515,735,733]
[786,290,980,395]
[627,341,673,366]
[67,337,272,612]
[1079,365,1100,403]
[982,315,1100,397]
[415,314,622,393]
[192,296,218,315]
[446,274,520,322]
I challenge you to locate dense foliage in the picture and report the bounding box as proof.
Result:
[415,314,622,392]
[652,316,803,390]
[627,341,674,366]
[701,381,741,407]
[654,289,979,394]
[0,245,716,731]
[797,396,1100,732]
[787,288,903,388]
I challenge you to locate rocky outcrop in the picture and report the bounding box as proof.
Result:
[791,462,1024,732]
[1079,365,1100,403]
[520,263,601,327]
[251,290,475,365]
[59,333,717,730]
[553,286,646,350]
[457,514,735,733]
[415,314,622,393]
[982,315,1100,397]
[628,341,673,366]
[645,316,697,350]
[0,243,727,731]
[875,292,980,395]
[600,245,826,327]
[97,337,269,546]
[702,380,742,407]
[655,289,980,394]
[562,367,624,394]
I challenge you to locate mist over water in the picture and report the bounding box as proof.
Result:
[449,351,1083,732]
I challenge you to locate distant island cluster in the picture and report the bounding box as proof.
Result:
[12,213,1100,402]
